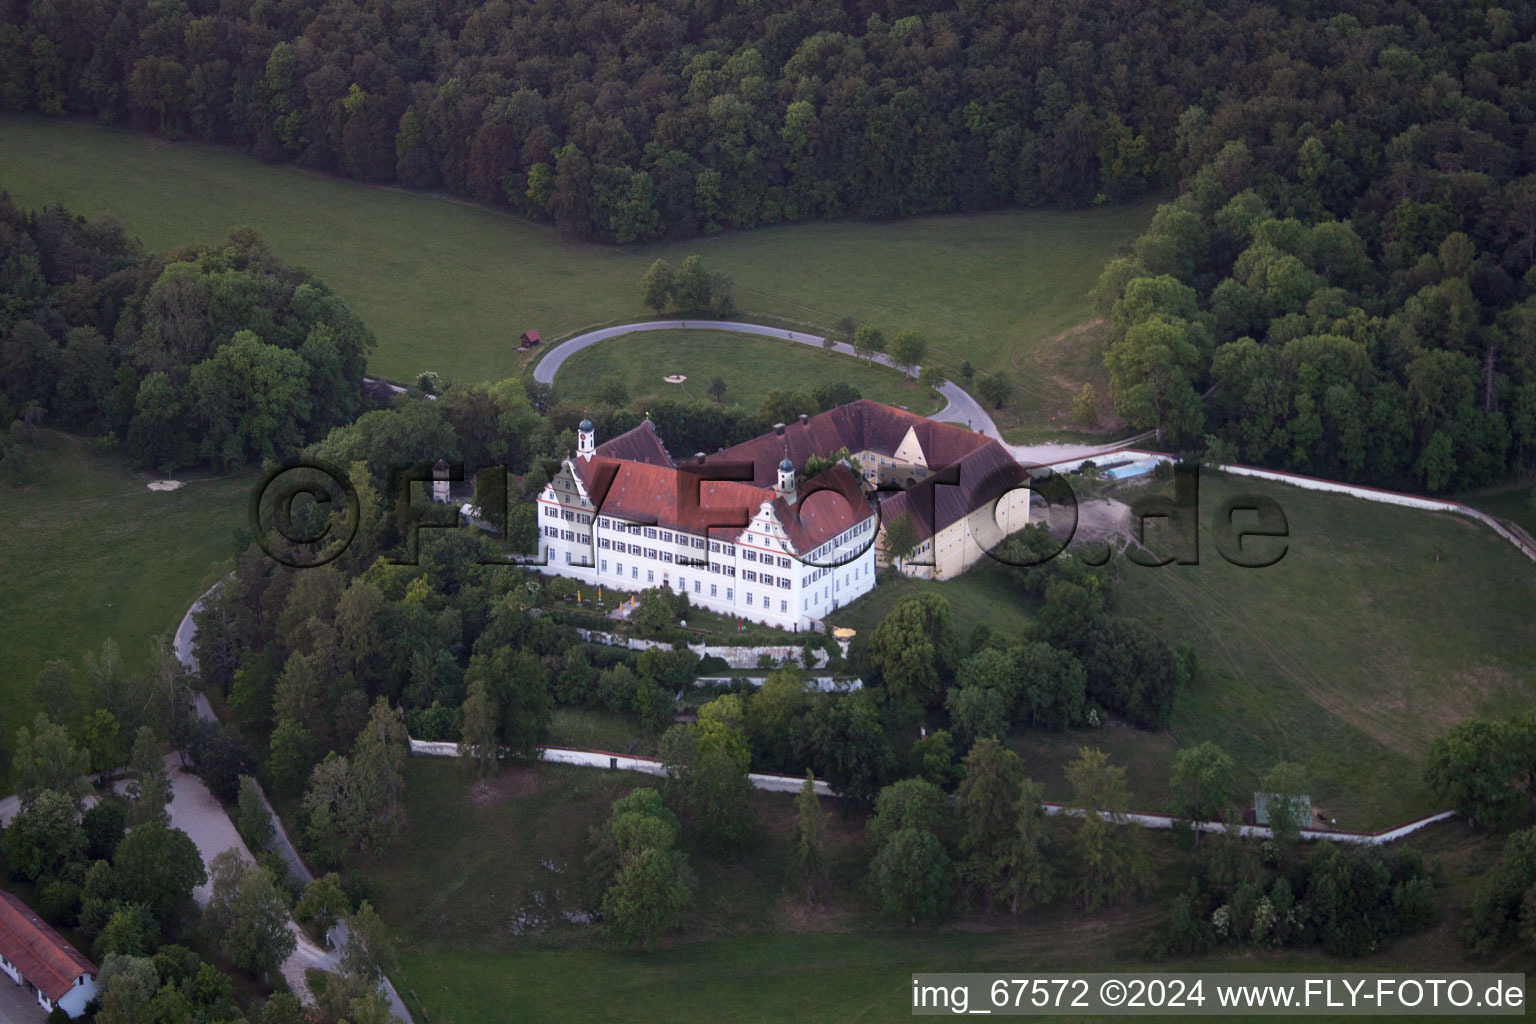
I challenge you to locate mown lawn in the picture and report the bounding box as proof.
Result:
[1117,473,1536,828]
[0,117,1150,429]
[827,556,1028,640]
[546,708,650,756]
[0,432,252,784]
[553,329,940,418]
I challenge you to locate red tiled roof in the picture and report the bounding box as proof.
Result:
[571,455,874,554]
[562,401,1007,555]
[0,890,96,1003]
[706,399,991,487]
[877,441,1029,541]
[594,420,674,467]
[773,469,876,553]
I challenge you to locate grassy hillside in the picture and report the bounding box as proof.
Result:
[0,434,252,772]
[829,474,1536,828]
[0,118,1151,429]
[553,329,940,418]
[1461,482,1536,540]
[1123,474,1536,827]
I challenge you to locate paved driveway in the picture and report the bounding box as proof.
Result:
[532,317,1005,428]
[0,975,45,1024]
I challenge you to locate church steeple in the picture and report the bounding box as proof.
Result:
[577,412,595,461]
[775,447,797,504]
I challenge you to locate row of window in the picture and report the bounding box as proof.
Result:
[741,570,792,588]
[596,518,707,550]
[542,504,592,524]
[801,563,839,586]
[808,517,873,561]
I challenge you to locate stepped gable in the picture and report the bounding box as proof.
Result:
[772,467,876,553]
[594,418,674,467]
[570,453,873,555]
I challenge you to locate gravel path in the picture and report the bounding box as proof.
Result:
[173,585,414,1023]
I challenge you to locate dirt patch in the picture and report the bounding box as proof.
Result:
[468,766,540,806]
[776,897,862,934]
[1073,497,1134,545]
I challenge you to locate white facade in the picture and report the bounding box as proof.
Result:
[535,460,877,632]
[55,975,97,1018]
[0,951,96,1019]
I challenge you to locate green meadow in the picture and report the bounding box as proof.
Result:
[0,434,252,780]
[552,328,941,417]
[378,760,1524,1024]
[1117,473,1536,827]
[829,474,1536,828]
[0,117,1151,432]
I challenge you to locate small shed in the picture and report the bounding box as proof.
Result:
[518,330,542,350]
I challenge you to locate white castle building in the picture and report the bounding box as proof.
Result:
[534,400,1030,631]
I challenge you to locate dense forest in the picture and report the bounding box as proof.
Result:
[0,0,1525,245]
[5,0,1536,491]
[1060,3,1536,493]
[0,200,373,474]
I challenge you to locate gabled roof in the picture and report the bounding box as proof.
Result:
[772,469,876,555]
[877,441,1029,542]
[594,419,674,468]
[569,455,873,554]
[558,400,1009,556]
[0,890,96,1003]
[706,399,991,487]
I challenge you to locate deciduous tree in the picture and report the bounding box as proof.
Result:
[125,727,171,829]
[114,821,206,927]
[639,260,675,315]
[792,772,828,905]
[1169,741,1235,844]
[459,678,500,781]
[10,713,90,807]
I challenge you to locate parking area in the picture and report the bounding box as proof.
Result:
[0,977,45,1024]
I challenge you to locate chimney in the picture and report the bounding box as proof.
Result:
[773,422,785,436]
[799,413,809,426]
[693,452,706,463]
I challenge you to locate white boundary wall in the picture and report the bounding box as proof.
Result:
[409,738,833,795]
[1045,449,1536,565]
[411,738,1451,839]
[695,676,862,692]
[570,628,832,668]
[1041,804,1457,846]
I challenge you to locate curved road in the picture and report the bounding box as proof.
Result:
[532,319,1147,465]
[533,318,997,433]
